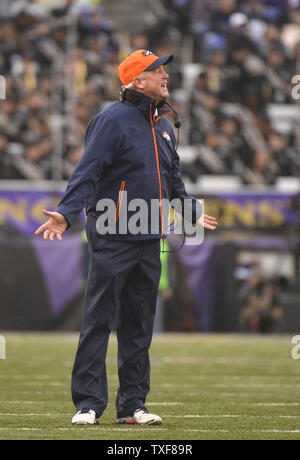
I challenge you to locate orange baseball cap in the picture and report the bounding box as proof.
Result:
[118,49,174,86]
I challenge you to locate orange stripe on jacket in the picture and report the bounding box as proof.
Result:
[150,104,163,236]
[115,181,125,222]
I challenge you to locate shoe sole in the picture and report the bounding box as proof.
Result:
[116,418,162,426]
[72,420,99,426]
[141,419,162,426]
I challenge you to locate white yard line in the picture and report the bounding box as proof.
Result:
[161,414,300,419]
[254,430,300,434]
[0,427,299,436]
[252,403,300,406]
[182,391,298,397]
[0,413,70,416]
[1,427,299,435]
[0,428,43,431]
[2,413,300,420]
[162,415,243,418]
[0,427,168,432]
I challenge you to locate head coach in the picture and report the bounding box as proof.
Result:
[35,49,218,426]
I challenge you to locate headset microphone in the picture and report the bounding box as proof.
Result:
[162,101,181,129]
[174,119,181,129]
[160,100,181,149]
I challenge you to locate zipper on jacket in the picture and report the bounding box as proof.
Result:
[150,103,163,236]
[115,180,125,222]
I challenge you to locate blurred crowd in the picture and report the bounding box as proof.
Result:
[0,0,120,180]
[185,0,300,184]
[235,264,285,333]
[0,0,299,183]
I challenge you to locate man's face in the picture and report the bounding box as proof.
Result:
[136,65,169,104]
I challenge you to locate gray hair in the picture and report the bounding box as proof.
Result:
[124,71,148,90]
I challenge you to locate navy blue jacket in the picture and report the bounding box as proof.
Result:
[56,92,202,240]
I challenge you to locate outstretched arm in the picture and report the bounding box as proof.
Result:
[35,209,68,241]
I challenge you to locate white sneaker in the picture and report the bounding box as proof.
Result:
[72,409,98,425]
[116,408,162,425]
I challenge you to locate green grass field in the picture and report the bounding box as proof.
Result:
[0,333,300,440]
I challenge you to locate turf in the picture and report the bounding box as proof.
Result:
[0,333,300,440]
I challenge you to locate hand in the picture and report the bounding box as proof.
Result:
[197,214,218,231]
[35,209,68,241]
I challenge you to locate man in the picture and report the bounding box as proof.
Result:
[35,50,217,426]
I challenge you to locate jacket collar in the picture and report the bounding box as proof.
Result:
[123,91,157,119]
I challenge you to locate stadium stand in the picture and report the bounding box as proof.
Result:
[0,0,299,183]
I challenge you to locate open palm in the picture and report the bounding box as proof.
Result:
[35,209,68,241]
[198,214,218,230]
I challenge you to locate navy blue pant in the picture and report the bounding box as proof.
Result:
[71,220,161,418]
